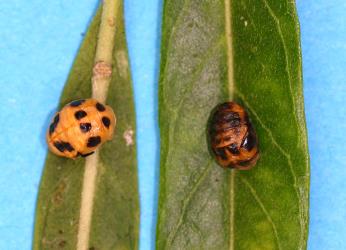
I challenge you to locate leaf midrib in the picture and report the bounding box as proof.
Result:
[77,1,119,249]
[224,0,235,249]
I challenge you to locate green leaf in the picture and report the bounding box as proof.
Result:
[33,4,139,250]
[157,0,309,250]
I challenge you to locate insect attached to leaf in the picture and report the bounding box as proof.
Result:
[208,102,259,170]
[46,98,116,159]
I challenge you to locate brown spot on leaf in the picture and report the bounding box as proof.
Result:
[59,240,66,248]
[52,181,67,206]
[108,17,115,26]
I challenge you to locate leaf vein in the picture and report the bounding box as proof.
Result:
[165,160,213,248]
[260,0,298,127]
[240,176,282,250]
[240,2,307,246]
[237,91,305,249]
[170,38,223,117]
[163,39,223,171]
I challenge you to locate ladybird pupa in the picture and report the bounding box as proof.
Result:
[208,102,259,170]
[46,99,116,159]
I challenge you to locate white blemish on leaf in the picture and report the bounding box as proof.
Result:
[123,129,134,146]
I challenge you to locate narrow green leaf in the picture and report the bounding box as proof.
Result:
[157,1,309,250]
[34,3,139,250]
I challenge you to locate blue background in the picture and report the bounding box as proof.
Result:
[0,0,344,249]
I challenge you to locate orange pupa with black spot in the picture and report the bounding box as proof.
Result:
[46,99,116,158]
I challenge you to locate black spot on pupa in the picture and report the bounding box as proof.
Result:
[209,110,240,135]
[214,147,228,160]
[217,102,233,111]
[64,142,74,152]
[241,127,257,151]
[222,111,240,122]
[244,113,251,125]
[222,112,241,128]
[238,158,255,167]
[74,110,87,120]
[227,143,240,155]
[77,151,95,158]
[49,113,60,135]
[53,141,65,152]
[70,99,85,107]
[102,117,111,128]
[53,141,74,152]
[53,113,60,123]
[80,123,92,133]
[87,136,101,147]
[214,137,222,145]
[96,102,106,112]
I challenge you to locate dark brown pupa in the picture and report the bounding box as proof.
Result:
[208,102,259,170]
